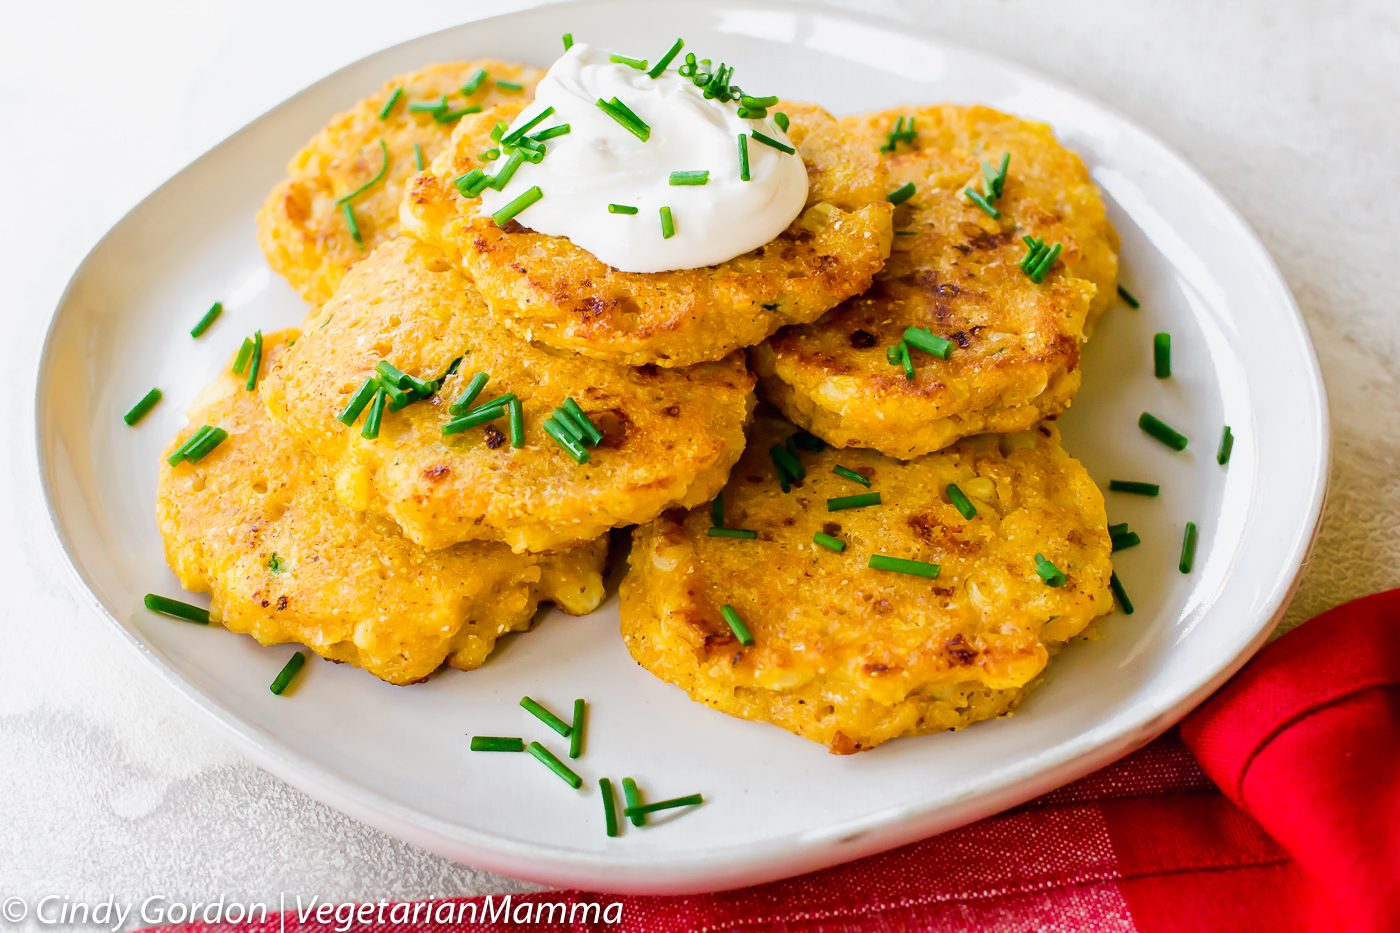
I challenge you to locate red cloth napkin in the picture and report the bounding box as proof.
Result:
[162,590,1400,933]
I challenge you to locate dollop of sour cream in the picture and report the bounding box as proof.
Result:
[477,43,808,273]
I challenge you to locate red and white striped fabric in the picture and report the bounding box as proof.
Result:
[160,589,1400,933]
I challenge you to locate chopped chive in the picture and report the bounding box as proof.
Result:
[1179,522,1198,574]
[886,340,914,380]
[470,736,525,752]
[378,377,411,411]
[1108,523,1131,536]
[647,38,684,78]
[1034,553,1067,587]
[568,698,586,759]
[1111,530,1141,552]
[1139,412,1188,450]
[813,532,846,552]
[669,170,709,186]
[1117,284,1141,308]
[946,483,977,519]
[561,34,573,52]
[408,95,448,113]
[165,425,212,466]
[832,465,870,487]
[904,326,953,359]
[869,554,941,578]
[741,95,779,109]
[543,418,590,462]
[788,432,824,452]
[335,139,390,205]
[232,337,254,375]
[413,142,424,171]
[622,794,704,818]
[375,360,412,388]
[596,98,650,141]
[737,133,751,181]
[449,372,489,415]
[242,331,263,391]
[609,54,648,70]
[527,742,583,789]
[736,107,768,119]
[497,80,525,91]
[720,605,754,647]
[435,104,482,123]
[190,301,222,338]
[486,151,524,191]
[124,388,162,426]
[1033,243,1062,282]
[502,106,556,146]
[711,494,724,528]
[964,187,1000,218]
[749,130,794,154]
[466,393,517,416]
[479,148,500,162]
[377,86,403,119]
[1217,426,1234,465]
[561,399,603,445]
[707,528,757,539]
[144,593,210,625]
[184,426,229,463]
[520,696,572,737]
[600,777,619,837]
[828,492,881,512]
[608,203,638,214]
[895,230,917,236]
[442,407,502,435]
[549,408,584,444]
[269,651,306,696]
[659,205,675,239]
[490,121,507,143]
[1154,333,1171,378]
[1109,480,1160,496]
[1110,571,1135,614]
[492,185,543,225]
[887,182,916,205]
[770,444,805,481]
[461,68,488,96]
[265,553,286,574]
[341,201,362,249]
[508,397,525,448]
[360,388,387,439]
[622,777,645,827]
[773,112,789,132]
[531,123,571,141]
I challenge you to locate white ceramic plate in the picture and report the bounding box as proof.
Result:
[36,0,1328,895]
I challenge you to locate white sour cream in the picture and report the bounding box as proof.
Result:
[477,43,808,273]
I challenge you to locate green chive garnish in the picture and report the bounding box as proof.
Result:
[561,399,603,445]
[462,69,488,96]
[964,187,1000,218]
[596,98,650,141]
[1117,284,1140,308]
[532,123,571,141]
[508,397,525,448]
[622,794,704,818]
[190,301,222,338]
[1179,522,1198,574]
[750,130,794,154]
[946,483,977,519]
[904,326,952,359]
[720,605,754,646]
[707,528,757,539]
[711,494,724,528]
[669,170,709,186]
[449,372,489,415]
[375,360,411,388]
[869,554,940,578]
[1111,530,1141,552]
[880,114,917,152]
[1217,426,1234,465]
[1108,522,1130,536]
[521,696,572,738]
[738,134,751,181]
[232,337,254,375]
[895,230,917,236]
[1034,553,1067,587]
[501,106,555,146]
[788,432,824,452]
[409,95,448,114]
[435,104,482,123]
[378,87,403,119]
[568,698,585,759]
[124,388,162,426]
[334,139,389,205]
[608,203,638,214]
[1139,412,1188,450]
[527,742,583,788]
[813,532,846,552]
[341,201,362,249]
[609,54,648,70]
[492,185,543,225]
[144,593,210,625]
[741,95,779,109]
[360,388,386,439]
[544,416,591,463]
[243,330,262,392]
[647,38,684,78]
[561,34,573,51]
[166,425,226,466]
[887,340,914,380]
[1110,571,1135,614]
[887,182,915,205]
[496,80,524,92]
[828,492,881,511]
[442,406,503,435]
[659,205,675,239]
[1154,333,1171,378]
[269,651,306,696]
[832,465,870,487]
[1109,480,1160,496]
[413,142,424,171]
[770,444,805,481]
[622,777,645,826]
[486,151,524,191]
[773,112,789,131]
[471,736,524,752]
[600,777,620,837]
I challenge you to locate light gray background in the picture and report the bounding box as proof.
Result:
[4,0,1397,918]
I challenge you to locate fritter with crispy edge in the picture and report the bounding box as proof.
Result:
[751,105,1117,459]
[621,414,1113,754]
[401,101,893,367]
[257,61,543,306]
[157,330,607,686]
[261,239,755,553]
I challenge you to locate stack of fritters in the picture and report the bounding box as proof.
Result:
[157,60,1120,751]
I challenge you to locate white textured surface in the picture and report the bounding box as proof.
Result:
[3,0,1395,911]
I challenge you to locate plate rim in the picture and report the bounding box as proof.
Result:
[33,0,1331,894]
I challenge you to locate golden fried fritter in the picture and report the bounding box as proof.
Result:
[257,61,543,306]
[621,413,1113,753]
[156,331,607,686]
[751,105,1119,459]
[401,101,893,367]
[261,239,755,553]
